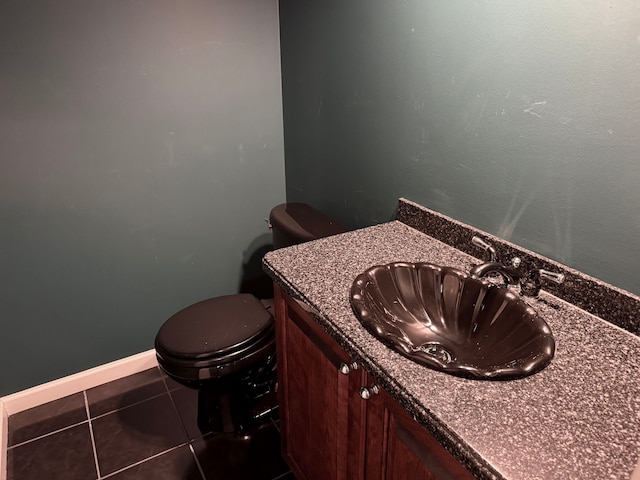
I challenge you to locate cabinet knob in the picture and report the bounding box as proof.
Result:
[339,362,358,375]
[359,384,379,400]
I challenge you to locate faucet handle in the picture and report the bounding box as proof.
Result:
[520,268,565,297]
[471,236,497,262]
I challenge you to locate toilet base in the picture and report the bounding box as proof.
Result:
[179,353,278,435]
[196,387,279,435]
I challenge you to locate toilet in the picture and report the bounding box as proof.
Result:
[155,202,347,433]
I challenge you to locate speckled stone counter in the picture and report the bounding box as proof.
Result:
[263,200,640,480]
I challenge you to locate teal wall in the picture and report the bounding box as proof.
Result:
[279,0,640,296]
[0,0,285,395]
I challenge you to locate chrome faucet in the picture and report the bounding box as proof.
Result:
[470,236,565,297]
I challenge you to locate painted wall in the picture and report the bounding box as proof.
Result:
[280,0,640,296]
[0,0,285,395]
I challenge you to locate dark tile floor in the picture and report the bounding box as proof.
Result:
[6,367,294,480]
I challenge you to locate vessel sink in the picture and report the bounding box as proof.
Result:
[350,262,555,380]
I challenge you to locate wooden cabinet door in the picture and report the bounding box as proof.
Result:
[275,286,365,480]
[363,377,475,480]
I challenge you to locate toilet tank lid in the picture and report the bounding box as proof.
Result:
[269,203,348,243]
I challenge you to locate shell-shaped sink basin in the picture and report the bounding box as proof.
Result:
[350,262,555,380]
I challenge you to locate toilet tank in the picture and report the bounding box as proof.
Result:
[269,203,349,249]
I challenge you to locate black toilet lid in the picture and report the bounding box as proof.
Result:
[155,294,273,360]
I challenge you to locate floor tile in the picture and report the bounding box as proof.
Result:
[87,367,166,417]
[7,423,97,480]
[168,386,212,440]
[158,368,185,391]
[92,393,189,476]
[7,368,291,480]
[104,445,202,480]
[193,422,289,480]
[7,392,87,447]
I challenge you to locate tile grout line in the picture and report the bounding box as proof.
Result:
[271,472,293,480]
[99,443,189,479]
[86,375,194,480]
[270,416,280,433]
[162,377,208,480]
[161,376,191,439]
[6,419,90,450]
[188,443,207,480]
[6,373,290,480]
[83,391,102,479]
[7,376,168,450]
[89,390,168,422]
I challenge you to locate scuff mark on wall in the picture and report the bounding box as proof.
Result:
[523,100,547,118]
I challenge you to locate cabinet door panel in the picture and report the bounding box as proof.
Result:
[275,286,357,480]
[283,317,341,478]
[365,383,475,480]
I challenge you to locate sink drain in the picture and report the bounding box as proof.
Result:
[416,343,454,364]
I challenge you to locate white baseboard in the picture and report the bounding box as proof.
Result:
[0,349,157,480]
[0,349,157,416]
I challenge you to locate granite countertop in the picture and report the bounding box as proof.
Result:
[263,218,640,480]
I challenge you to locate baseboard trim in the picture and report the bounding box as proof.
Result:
[0,349,157,480]
[0,349,158,416]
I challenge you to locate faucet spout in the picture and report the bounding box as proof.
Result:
[469,262,524,285]
[469,236,565,297]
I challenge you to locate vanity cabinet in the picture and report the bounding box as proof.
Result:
[274,285,474,480]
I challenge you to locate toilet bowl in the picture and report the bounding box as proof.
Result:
[155,202,347,433]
